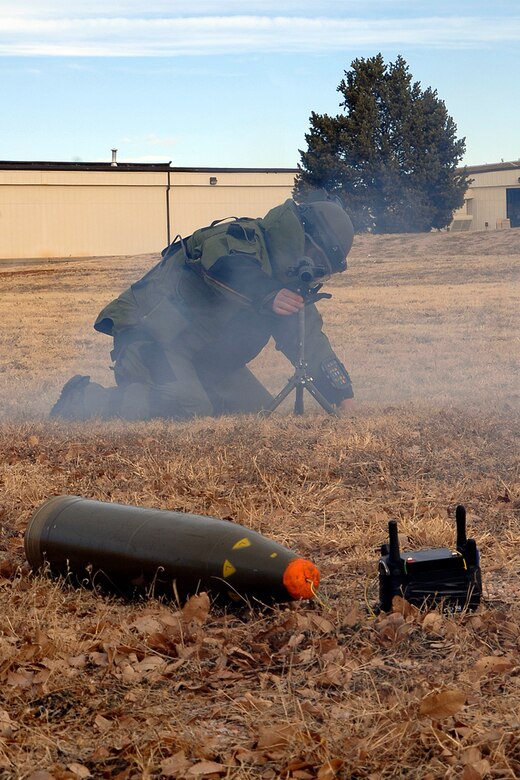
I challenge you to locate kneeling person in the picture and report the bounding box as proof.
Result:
[51,194,355,421]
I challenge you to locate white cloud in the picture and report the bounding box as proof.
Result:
[2,0,516,20]
[0,1,373,18]
[0,13,519,56]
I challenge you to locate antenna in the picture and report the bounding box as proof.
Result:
[464,538,478,566]
[455,505,467,550]
[388,520,401,565]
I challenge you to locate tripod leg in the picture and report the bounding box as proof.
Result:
[266,301,341,417]
[294,383,304,415]
[303,379,339,417]
[263,374,299,416]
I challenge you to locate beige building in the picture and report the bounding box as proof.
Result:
[451,160,520,231]
[0,161,297,260]
[1,158,518,259]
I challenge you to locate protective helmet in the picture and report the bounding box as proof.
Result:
[298,199,354,274]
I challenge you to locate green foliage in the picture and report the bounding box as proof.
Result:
[295,54,470,233]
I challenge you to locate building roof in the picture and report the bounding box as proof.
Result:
[0,160,172,172]
[3,157,519,176]
[0,160,298,174]
[462,160,520,174]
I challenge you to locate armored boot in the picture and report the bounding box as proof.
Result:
[50,375,114,420]
[50,375,91,419]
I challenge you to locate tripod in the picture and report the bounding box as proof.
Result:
[265,285,339,417]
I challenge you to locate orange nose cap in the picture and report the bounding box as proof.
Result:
[283,558,321,600]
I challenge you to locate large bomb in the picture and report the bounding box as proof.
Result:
[24,495,320,604]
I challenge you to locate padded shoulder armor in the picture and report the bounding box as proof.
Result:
[187,218,271,275]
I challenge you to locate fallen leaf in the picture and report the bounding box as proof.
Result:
[130,615,163,634]
[67,654,87,668]
[7,669,34,688]
[391,596,419,618]
[461,767,482,780]
[284,759,313,772]
[121,663,137,683]
[186,760,226,777]
[472,656,514,680]
[473,759,491,777]
[67,763,91,778]
[0,559,19,579]
[88,652,109,666]
[317,759,344,779]
[343,604,361,627]
[158,611,183,629]
[94,714,112,732]
[235,692,273,712]
[420,689,466,719]
[135,655,166,673]
[160,750,192,777]
[461,747,482,764]
[0,708,17,737]
[182,593,210,625]
[422,612,444,634]
[233,747,262,765]
[256,723,296,749]
[462,759,491,779]
[310,615,335,634]
[315,662,351,689]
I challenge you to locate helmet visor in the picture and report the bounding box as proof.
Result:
[303,234,333,281]
[299,202,353,273]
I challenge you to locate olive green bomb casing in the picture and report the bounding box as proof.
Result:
[25,496,320,604]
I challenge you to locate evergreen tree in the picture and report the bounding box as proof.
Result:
[295,54,469,233]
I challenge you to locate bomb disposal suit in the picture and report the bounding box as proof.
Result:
[51,197,355,420]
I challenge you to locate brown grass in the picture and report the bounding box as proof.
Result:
[0,229,519,779]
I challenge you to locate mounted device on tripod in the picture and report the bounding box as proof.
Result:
[378,505,482,612]
[265,256,340,417]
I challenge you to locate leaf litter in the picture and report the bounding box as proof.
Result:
[1,229,520,778]
[0,409,519,779]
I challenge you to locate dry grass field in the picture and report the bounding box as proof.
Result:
[0,229,519,779]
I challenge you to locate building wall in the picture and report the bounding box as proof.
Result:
[2,160,518,259]
[0,165,296,260]
[169,170,296,238]
[452,165,520,231]
[0,168,170,259]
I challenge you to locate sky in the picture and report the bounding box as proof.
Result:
[0,1,519,169]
